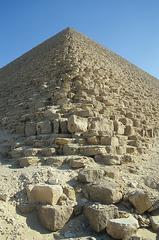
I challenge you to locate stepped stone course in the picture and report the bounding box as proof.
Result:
[1,28,159,239]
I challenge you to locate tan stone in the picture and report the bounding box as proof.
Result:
[84,204,119,232]
[69,156,94,169]
[150,215,159,232]
[68,115,88,133]
[129,190,153,214]
[85,180,123,204]
[95,154,121,165]
[78,168,105,183]
[26,184,63,205]
[37,204,73,231]
[106,215,139,239]
[114,120,125,135]
[19,156,40,167]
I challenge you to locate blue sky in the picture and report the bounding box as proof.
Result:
[0,0,159,78]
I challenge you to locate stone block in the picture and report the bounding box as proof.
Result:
[84,203,119,232]
[60,118,68,134]
[37,204,73,231]
[68,115,88,133]
[36,121,52,135]
[27,184,63,205]
[114,120,125,135]
[85,180,123,204]
[106,215,139,239]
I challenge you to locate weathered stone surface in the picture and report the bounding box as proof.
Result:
[124,125,135,136]
[85,180,123,204]
[19,156,40,167]
[114,120,125,135]
[129,190,153,214]
[27,184,63,205]
[39,147,56,157]
[37,204,73,231]
[63,144,80,155]
[84,203,119,232]
[55,137,73,145]
[79,145,107,156]
[101,136,119,146]
[78,168,105,183]
[63,186,76,202]
[36,121,52,135]
[69,156,94,169]
[95,154,121,165]
[68,115,88,133]
[106,215,139,239]
[44,107,60,120]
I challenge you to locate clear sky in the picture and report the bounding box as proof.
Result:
[0,0,159,79]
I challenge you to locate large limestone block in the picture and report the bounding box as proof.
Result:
[36,121,52,135]
[84,203,119,232]
[129,190,153,214]
[25,122,36,137]
[85,180,123,204]
[106,215,139,239]
[27,184,63,205]
[90,118,114,135]
[37,204,73,231]
[68,115,88,133]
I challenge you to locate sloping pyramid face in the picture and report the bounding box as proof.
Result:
[0,27,159,132]
[1,28,159,239]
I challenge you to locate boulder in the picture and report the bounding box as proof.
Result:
[85,179,123,204]
[84,203,119,232]
[129,190,153,214]
[26,184,63,205]
[37,204,73,231]
[68,115,88,133]
[106,215,139,239]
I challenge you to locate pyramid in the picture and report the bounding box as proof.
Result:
[1,28,159,239]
